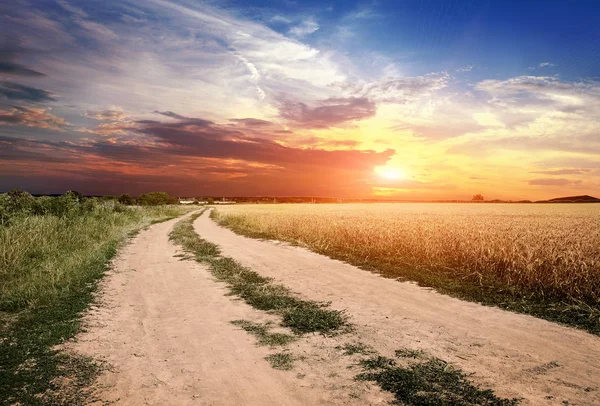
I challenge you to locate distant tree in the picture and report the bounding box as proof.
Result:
[7,189,35,213]
[472,194,484,201]
[59,190,85,215]
[206,197,215,205]
[136,192,172,206]
[117,194,135,205]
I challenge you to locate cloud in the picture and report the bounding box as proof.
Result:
[0,110,395,196]
[84,108,128,121]
[532,169,590,175]
[56,0,119,41]
[278,97,376,129]
[0,107,67,129]
[0,81,55,102]
[528,178,582,186]
[229,118,275,127]
[271,15,292,24]
[339,72,449,104]
[0,61,45,77]
[289,17,319,37]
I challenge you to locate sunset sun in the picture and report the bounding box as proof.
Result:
[375,166,407,181]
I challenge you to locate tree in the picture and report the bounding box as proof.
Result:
[117,194,135,205]
[472,194,484,201]
[136,192,172,206]
[206,197,215,205]
[7,189,35,213]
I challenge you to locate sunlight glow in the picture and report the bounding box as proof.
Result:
[375,166,408,181]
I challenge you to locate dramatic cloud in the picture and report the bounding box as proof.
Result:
[0,61,45,77]
[0,110,395,196]
[0,44,46,77]
[0,107,67,129]
[0,0,598,199]
[278,97,376,129]
[0,81,55,102]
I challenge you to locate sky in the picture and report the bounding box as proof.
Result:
[0,0,599,199]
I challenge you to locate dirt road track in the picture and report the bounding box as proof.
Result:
[194,210,600,405]
[72,210,600,405]
[73,212,387,405]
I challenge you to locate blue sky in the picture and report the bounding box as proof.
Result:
[0,0,599,198]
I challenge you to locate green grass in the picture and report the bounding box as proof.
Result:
[265,352,295,371]
[337,342,376,356]
[169,213,349,336]
[355,351,520,405]
[0,203,191,405]
[231,320,296,346]
[395,348,426,359]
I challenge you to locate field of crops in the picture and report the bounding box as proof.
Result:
[213,203,600,334]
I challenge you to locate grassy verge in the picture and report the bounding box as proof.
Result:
[0,204,191,405]
[169,212,349,336]
[355,350,520,405]
[211,209,600,335]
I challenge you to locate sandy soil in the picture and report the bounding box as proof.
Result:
[193,210,600,406]
[71,212,391,405]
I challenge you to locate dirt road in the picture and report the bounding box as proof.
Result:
[73,210,600,405]
[194,210,600,405]
[72,212,388,405]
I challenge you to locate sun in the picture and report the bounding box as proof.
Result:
[375,166,407,181]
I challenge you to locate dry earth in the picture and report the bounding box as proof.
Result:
[71,210,600,405]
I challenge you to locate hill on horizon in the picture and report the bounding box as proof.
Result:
[542,195,600,203]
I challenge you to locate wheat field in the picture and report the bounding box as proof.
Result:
[213,203,600,333]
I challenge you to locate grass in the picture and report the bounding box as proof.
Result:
[231,320,296,346]
[0,200,191,405]
[212,204,600,334]
[265,352,295,371]
[356,351,521,405]
[338,342,375,356]
[395,348,426,359]
[169,213,349,336]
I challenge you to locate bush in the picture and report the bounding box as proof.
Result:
[136,192,177,206]
[117,194,135,205]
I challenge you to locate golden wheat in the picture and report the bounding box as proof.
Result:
[214,203,600,304]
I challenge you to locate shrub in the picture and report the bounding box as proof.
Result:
[117,194,135,205]
[136,192,174,206]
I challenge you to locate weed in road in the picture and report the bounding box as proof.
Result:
[395,348,425,359]
[355,350,521,405]
[265,352,295,371]
[338,342,375,356]
[231,320,296,346]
